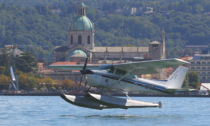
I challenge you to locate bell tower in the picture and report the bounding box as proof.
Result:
[68,2,94,50]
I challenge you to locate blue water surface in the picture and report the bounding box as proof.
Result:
[0,96,209,126]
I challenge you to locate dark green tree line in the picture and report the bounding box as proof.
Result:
[0,0,209,58]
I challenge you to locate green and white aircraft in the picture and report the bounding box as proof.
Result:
[50,58,188,110]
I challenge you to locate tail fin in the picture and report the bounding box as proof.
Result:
[166,66,188,89]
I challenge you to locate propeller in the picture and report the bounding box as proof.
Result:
[79,57,88,86]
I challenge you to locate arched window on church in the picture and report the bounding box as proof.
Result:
[78,35,82,44]
[87,36,90,44]
[71,35,73,44]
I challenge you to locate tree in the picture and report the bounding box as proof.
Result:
[18,72,38,90]
[44,78,55,90]
[0,74,9,86]
[0,66,6,74]
[0,47,11,75]
[187,71,199,88]
[15,51,38,73]
[62,79,74,89]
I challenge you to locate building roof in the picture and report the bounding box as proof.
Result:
[50,62,77,66]
[67,50,87,60]
[192,54,210,60]
[179,56,193,61]
[150,41,161,44]
[70,16,93,31]
[0,47,23,56]
[92,47,148,53]
[70,2,93,31]
[8,48,23,56]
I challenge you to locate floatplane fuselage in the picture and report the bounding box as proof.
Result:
[85,65,188,95]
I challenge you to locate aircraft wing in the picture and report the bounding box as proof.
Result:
[49,64,100,70]
[113,58,189,75]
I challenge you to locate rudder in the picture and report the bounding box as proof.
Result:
[166,66,188,89]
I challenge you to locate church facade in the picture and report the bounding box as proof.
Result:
[49,2,166,64]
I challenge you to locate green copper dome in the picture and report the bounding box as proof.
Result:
[70,2,93,31]
[70,16,93,31]
[67,50,87,60]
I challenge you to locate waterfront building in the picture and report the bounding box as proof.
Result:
[1,45,23,57]
[189,54,210,83]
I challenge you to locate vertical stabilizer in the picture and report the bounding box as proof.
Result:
[166,66,188,89]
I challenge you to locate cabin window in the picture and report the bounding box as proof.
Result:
[87,36,90,44]
[99,65,115,73]
[107,66,115,73]
[126,73,136,79]
[115,69,126,76]
[71,35,73,44]
[78,35,82,44]
[202,62,206,64]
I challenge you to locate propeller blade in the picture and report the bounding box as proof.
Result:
[79,74,83,86]
[82,57,88,73]
[84,76,88,86]
[79,57,89,86]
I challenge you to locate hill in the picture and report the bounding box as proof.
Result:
[0,0,209,59]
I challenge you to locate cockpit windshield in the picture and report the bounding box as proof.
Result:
[98,65,115,73]
[98,64,137,79]
[115,69,136,79]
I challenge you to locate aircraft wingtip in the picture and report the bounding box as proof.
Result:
[176,58,189,64]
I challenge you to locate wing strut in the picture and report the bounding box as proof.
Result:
[111,67,135,87]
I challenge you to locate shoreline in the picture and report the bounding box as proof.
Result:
[1,93,210,97]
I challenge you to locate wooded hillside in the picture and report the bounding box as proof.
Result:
[0,0,209,59]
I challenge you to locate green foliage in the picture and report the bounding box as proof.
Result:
[18,72,37,90]
[0,0,209,58]
[0,66,6,74]
[187,71,199,88]
[17,73,75,90]
[62,79,74,89]
[15,51,38,73]
[0,47,11,75]
[0,74,9,85]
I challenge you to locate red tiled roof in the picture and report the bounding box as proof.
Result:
[179,56,193,61]
[50,62,77,65]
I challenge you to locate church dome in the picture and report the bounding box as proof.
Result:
[70,2,93,31]
[70,16,93,31]
[67,50,87,60]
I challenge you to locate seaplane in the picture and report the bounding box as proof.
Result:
[50,58,188,110]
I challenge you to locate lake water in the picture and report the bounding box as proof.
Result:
[0,96,210,126]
